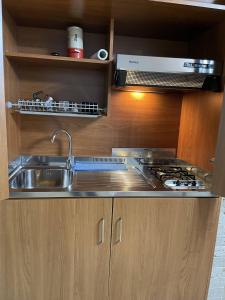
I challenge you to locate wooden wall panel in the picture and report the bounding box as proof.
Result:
[177,91,223,171]
[213,93,225,196]
[6,26,187,158]
[16,26,108,59]
[188,19,225,62]
[13,25,188,59]
[15,64,106,107]
[4,59,21,161]
[177,19,225,173]
[0,0,9,200]
[3,11,21,161]
[114,35,188,57]
[20,91,182,156]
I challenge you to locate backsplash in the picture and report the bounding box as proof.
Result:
[19,91,182,157]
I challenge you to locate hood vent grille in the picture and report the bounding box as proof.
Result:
[115,55,223,92]
[126,71,207,89]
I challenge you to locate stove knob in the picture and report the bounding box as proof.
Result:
[192,181,196,186]
[176,180,180,186]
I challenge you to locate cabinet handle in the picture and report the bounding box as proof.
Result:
[115,217,123,243]
[98,218,105,244]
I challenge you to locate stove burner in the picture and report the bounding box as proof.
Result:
[147,166,205,190]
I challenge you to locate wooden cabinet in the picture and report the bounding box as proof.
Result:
[109,197,220,300]
[0,198,112,300]
[1,0,225,196]
[0,197,221,300]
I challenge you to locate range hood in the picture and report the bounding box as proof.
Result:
[114,54,223,92]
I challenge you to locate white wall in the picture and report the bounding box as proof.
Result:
[208,199,225,300]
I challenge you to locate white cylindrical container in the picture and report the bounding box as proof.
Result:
[67,26,84,58]
[91,49,108,61]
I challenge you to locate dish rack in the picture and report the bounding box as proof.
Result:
[6,99,105,118]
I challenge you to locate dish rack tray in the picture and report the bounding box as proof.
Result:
[6,99,105,118]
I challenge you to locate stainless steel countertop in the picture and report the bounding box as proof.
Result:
[9,156,217,199]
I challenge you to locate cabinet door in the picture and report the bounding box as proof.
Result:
[110,197,220,300]
[0,198,112,300]
[0,0,9,200]
[213,91,225,196]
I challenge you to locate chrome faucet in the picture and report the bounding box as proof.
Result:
[50,129,73,169]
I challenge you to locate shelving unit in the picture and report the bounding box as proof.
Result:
[3,13,114,124]
[2,0,225,169]
[5,52,111,70]
[1,3,225,300]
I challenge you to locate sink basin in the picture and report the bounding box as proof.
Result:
[10,168,73,189]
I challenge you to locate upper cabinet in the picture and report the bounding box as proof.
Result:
[3,0,225,40]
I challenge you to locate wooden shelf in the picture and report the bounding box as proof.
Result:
[5,52,111,70]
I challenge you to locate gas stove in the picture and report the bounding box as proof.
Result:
[133,158,211,191]
[147,166,206,190]
[112,148,212,193]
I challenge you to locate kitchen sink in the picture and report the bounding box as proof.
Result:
[10,168,73,189]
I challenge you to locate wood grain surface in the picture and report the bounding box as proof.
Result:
[19,91,182,156]
[0,198,112,300]
[3,11,21,161]
[3,0,225,40]
[0,1,9,200]
[177,91,223,171]
[213,93,225,196]
[110,197,221,300]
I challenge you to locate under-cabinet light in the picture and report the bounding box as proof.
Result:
[131,91,145,100]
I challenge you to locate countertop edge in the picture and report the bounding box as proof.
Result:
[9,191,218,199]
